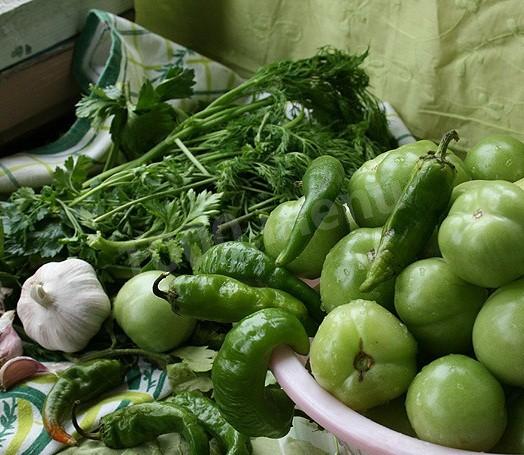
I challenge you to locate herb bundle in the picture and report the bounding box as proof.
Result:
[1,48,395,288]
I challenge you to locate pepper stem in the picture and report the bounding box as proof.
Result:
[152,272,171,301]
[71,401,101,441]
[436,130,459,160]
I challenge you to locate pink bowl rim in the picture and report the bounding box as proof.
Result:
[270,345,504,455]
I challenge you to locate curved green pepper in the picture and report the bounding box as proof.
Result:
[194,241,323,322]
[72,401,209,452]
[361,131,458,291]
[348,140,469,227]
[153,273,309,325]
[276,155,345,266]
[43,359,128,445]
[168,391,252,455]
[263,198,349,279]
[212,308,309,438]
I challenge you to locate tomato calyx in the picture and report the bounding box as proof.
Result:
[353,338,375,382]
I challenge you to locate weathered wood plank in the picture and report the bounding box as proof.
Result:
[0,40,78,146]
[0,0,133,71]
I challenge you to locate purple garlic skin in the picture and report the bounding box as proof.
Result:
[0,311,23,365]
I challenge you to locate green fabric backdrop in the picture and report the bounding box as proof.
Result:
[135,0,524,151]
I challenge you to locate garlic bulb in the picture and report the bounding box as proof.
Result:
[17,258,110,353]
[0,311,23,364]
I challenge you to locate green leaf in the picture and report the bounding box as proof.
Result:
[53,155,94,195]
[166,363,213,393]
[179,190,222,232]
[119,107,176,158]
[135,80,161,111]
[155,67,195,101]
[171,345,217,372]
[76,84,127,128]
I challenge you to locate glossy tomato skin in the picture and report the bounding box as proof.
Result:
[263,198,349,278]
[438,180,524,288]
[464,135,524,182]
[310,299,417,411]
[394,258,487,355]
[493,394,524,454]
[320,228,395,312]
[473,277,524,387]
[406,354,507,452]
[348,140,470,227]
[113,271,196,352]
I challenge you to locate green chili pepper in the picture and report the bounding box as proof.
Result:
[212,308,309,438]
[167,390,252,455]
[43,359,128,445]
[153,273,309,325]
[276,155,345,267]
[72,401,209,452]
[194,241,323,322]
[360,130,459,292]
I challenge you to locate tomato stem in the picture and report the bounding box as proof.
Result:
[353,339,375,382]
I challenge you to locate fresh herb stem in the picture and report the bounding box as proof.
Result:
[216,208,268,234]
[82,139,175,188]
[74,173,134,204]
[103,143,120,172]
[83,98,272,185]
[255,111,271,144]
[247,196,280,212]
[204,76,262,109]
[93,177,216,224]
[199,151,240,163]
[56,200,84,236]
[283,109,305,130]
[174,138,211,176]
[89,228,186,253]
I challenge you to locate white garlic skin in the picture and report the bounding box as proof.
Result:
[17,258,110,353]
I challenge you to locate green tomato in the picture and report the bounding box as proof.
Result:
[464,135,524,182]
[310,299,417,411]
[438,180,524,288]
[320,228,394,312]
[406,354,507,452]
[263,198,349,278]
[473,277,524,387]
[394,258,487,355]
[113,271,196,352]
[348,140,470,227]
[360,396,416,437]
[493,394,524,454]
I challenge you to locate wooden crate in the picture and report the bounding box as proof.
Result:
[0,0,133,149]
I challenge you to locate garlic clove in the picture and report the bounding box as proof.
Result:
[0,356,49,390]
[0,311,23,365]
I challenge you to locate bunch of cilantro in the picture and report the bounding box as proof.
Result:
[1,48,396,289]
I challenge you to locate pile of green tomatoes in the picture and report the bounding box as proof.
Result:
[263,134,524,453]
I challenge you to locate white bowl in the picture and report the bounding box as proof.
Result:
[270,345,504,455]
